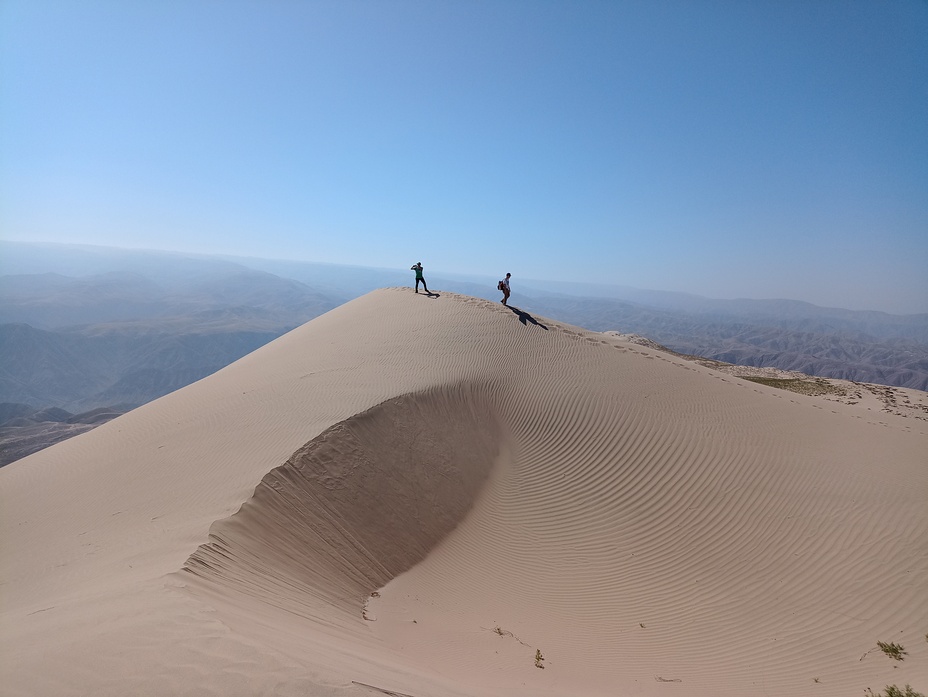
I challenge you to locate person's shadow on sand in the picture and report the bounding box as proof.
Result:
[507,305,548,330]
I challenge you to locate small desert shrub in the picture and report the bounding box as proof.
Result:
[864,686,925,697]
[742,376,844,396]
[877,641,908,661]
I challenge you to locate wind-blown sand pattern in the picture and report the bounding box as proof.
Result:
[2,288,926,696]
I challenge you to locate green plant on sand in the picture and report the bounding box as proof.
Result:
[877,641,908,661]
[741,376,845,396]
[864,686,925,697]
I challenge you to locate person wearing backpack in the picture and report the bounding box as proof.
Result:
[498,273,511,305]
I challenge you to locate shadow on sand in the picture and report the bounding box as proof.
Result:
[506,305,548,330]
[415,291,441,298]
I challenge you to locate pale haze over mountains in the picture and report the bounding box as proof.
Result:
[2,240,926,466]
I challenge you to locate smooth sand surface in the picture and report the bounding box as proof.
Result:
[2,288,926,696]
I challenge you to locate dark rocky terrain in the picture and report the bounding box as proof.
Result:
[525,295,928,391]
[0,403,126,467]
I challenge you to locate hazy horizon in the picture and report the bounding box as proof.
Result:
[2,1,926,314]
[4,238,928,318]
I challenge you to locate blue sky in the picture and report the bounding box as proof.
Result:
[2,0,926,313]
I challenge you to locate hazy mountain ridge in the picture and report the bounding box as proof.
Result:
[0,263,339,330]
[1,241,925,424]
[0,402,126,467]
[0,322,287,411]
[0,246,344,414]
[526,297,928,391]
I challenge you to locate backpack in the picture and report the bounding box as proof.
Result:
[497,280,505,291]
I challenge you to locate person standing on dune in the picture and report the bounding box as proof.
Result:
[411,262,430,294]
[499,272,511,305]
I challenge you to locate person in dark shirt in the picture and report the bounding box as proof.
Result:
[411,262,430,294]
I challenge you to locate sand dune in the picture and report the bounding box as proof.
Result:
[2,288,926,697]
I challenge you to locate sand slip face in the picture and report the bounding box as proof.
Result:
[1,288,926,697]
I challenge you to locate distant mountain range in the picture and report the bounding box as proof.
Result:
[0,403,125,467]
[523,295,928,391]
[1,240,926,465]
[0,248,341,411]
[0,321,287,409]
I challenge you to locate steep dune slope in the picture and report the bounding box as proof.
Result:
[2,288,925,697]
[185,385,503,622]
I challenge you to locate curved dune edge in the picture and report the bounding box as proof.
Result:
[183,383,504,623]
